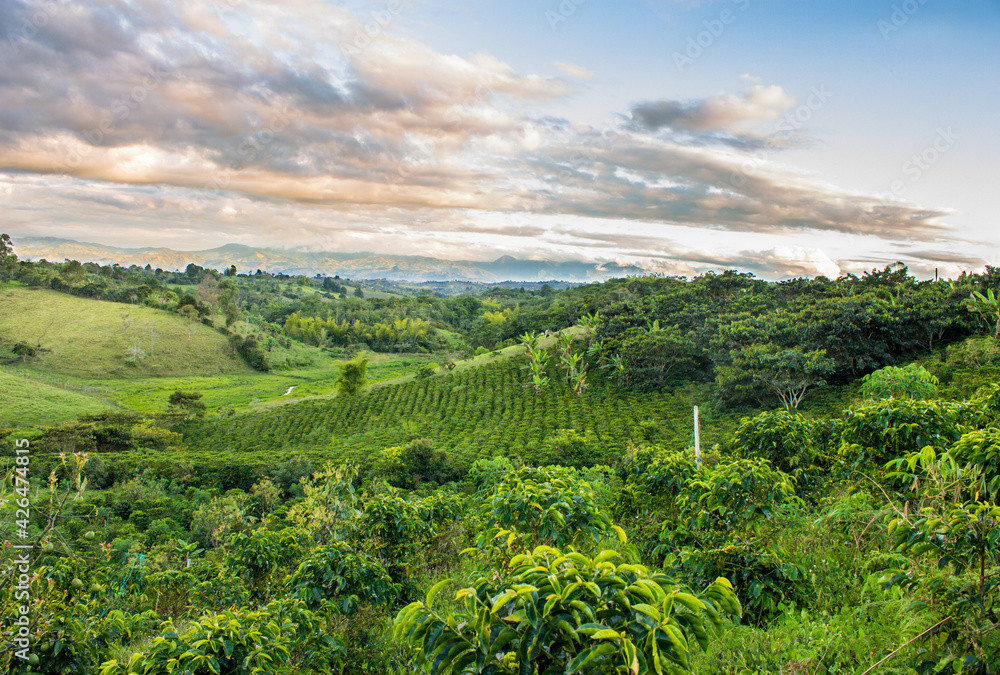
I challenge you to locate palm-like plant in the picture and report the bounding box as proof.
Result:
[968,289,1000,338]
[173,538,204,568]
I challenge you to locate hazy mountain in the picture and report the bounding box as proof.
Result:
[11,237,646,282]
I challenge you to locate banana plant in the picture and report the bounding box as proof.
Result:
[968,289,1000,338]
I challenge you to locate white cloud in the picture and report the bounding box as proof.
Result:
[554,62,595,79]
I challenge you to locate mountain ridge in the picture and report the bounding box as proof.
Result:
[9,236,647,282]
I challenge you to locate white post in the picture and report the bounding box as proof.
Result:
[694,405,701,467]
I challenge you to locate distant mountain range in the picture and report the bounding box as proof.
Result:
[10,237,647,283]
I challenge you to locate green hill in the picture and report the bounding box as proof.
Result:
[0,285,252,378]
[178,358,736,470]
[0,371,110,426]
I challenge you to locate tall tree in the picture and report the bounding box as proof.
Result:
[335,355,369,396]
[717,343,835,411]
[0,233,18,278]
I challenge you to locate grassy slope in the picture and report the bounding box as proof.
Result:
[179,357,741,470]
[0,285,252,379]
[0,371,110,426]
[0,284,448,419]
[94,352,439,415]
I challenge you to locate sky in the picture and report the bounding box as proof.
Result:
[0,0,997,279]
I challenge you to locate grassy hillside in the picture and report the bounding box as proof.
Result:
[0,285,252,378]
[179,358,740,470]
[86,352,439,415]
[0,371,110,426]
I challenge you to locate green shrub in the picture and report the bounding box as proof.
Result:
[730,409,827,489]
[838,397,970,467]
[227,527,313,599]
[288,542,396,614]
[394,546,741,675]
[476,465,621,552]
[859,363,939,400]
[100,599,344,675]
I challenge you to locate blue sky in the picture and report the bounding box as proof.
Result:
[0,0,996,278]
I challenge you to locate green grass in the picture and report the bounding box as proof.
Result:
[0,371,110,426]
[0,285,252,379]
[78,352,439,415]
[1,346,441,419]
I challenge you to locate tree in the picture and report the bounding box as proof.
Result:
[613,324,702,391]
[476,465,618,551]
[125,341,146,365]
[217,279,242,328]
[62,259,86,284]
[250,477,282,515]
[178,304,199,342]
[353,286,364,299]
[11,342,36,361]
[379,438,457,489]
[717,343,834,410]
[859,363,939,400]
[191,494,253,548]
[519,332,550,391]
[0,233,17,278]
[730,409,824,480]
[100,600,345,675]
[885,445,1000,671]
[167,390,207,419]
[287,463,361,543]
[197,272,219,308]
[335,355,369,396]
[289,542,396,614]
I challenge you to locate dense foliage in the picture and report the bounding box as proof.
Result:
[3,232,1000,674]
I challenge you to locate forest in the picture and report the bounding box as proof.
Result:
[2,231,1000,674]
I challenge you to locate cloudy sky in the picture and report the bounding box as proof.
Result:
[0,0,996,279]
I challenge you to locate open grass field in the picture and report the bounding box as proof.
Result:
[79,351,441,415]
[0,370,110,426]
[0,285,252,379]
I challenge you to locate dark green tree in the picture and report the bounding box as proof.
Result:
[0,233,17,278]
[167,390,207,419]
[718,343,834,411]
